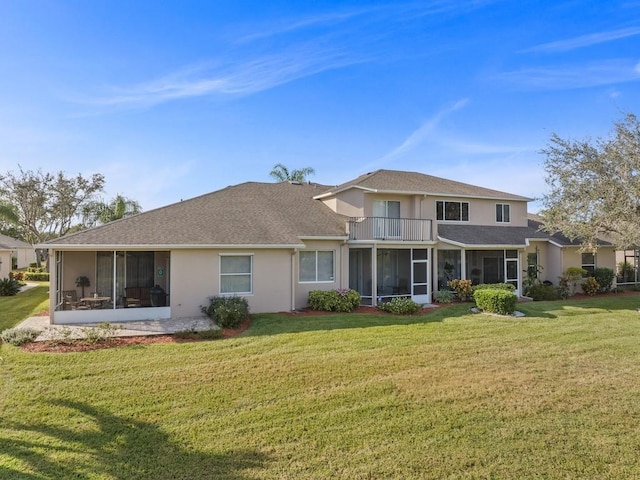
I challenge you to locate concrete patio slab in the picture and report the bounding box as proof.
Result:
[15,315,217,341]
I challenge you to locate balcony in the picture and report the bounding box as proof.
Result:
[347,217,433,242]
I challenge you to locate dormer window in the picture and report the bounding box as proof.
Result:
[436,201,469,221]
[496,204,510,223]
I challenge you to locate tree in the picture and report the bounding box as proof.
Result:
[269,163,315,182]
[81,194,142,227]
[540,113,640,250]
[0,167,105,264]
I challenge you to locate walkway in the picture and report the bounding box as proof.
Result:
[15,315,217,341]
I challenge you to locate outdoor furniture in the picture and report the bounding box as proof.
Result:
[124,287,152,307]
[80,296,111,309]
[62,290,89,310]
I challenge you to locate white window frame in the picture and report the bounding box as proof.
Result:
[436,201,469,222]
[219,254,253,295]
[581,252,596,276]
[496,203,510,223]
[299,250,335,283]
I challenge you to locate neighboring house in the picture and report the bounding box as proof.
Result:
[41,169,617,325]
[0,233,36,277]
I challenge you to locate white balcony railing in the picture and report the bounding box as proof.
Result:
[347,217,432,241]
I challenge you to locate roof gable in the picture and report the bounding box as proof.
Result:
[317,169,531,201]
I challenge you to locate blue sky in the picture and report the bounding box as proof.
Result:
[1,1,639,213]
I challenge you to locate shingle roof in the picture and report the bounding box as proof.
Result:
[0,233,32,250]
[317,169,531,201]
[46,182,348,248]
[438,217,613,247]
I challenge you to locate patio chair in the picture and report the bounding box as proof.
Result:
[62,290,89,310]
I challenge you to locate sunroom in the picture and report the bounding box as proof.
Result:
[51,249,171,324]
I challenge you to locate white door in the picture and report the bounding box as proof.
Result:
[411,249,429,304]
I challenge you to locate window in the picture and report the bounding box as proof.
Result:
[220,255,252,294]
[299,251,334,282]
[496,204,510,223]
[373,200,400,218]
[581,253,596,276]
[436,201,469,221]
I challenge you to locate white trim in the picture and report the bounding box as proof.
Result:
[219,253,253,295]
[299,236,349,241]
[41,243,305,250]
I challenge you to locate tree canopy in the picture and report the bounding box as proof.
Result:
[269,163,315,182]
[81,194,142,227]
[0,168,105,245]
[541,113,640,250]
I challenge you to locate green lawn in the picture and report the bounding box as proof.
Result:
[0,283,49,331]
[2,295,640,479]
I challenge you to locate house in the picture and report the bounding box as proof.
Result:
[41,169,617,324]
[0,233,36,278]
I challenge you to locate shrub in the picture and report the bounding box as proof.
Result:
[1,327,40,346]
[23,272,50,281]
[527,283,560,301]
[448,279,473,301]
[581,277,600,296]
[201,296,249,328]
[307,289,361,312]
[378,297,421,315]
[593,267,614,293]
[434,289,454,303]
[557,275,571,299]
[11,271,24,281]
[473,283,515,292]
[0,278,21,296]
[81,322,121,343]
[473,289,517,315]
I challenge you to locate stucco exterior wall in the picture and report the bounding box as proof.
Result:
[170,248,295,317]
[0,251,11,279]
[294,240,347,310]
[14,247,36,269]
[62,251,97,296]
[329,189,365,218]
[420,196,528,227]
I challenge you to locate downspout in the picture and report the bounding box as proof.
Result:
[291,249,297,311]
[49,248,56,325]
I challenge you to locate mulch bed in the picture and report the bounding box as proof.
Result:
[20,291,640,353]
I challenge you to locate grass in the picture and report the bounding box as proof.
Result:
[0,282,49,331]
[2,295,640,478]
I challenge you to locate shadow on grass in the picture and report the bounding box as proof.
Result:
[0,399,267,480]
[243,304,474,337]
[517,293,640,319]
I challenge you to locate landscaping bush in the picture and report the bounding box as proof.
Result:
[307,289,361,312]
[23,271,50,281]
[526,283,560,301]
[473,283,515,292]
[448,279,473,301]
[1,327,40,346]
[201,295,249,328]
[0,278,21,296]
[10,271,24,281]
[581,277,600,296]
[473,289,517,315]
[377,297,421,315]
[593,267,614,293]
[434,289,454,303]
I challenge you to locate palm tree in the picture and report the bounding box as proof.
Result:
[82,194,142,227]
[269,164,315,183]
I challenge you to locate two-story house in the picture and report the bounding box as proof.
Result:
[41,169,616,325]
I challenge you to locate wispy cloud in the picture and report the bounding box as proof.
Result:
[492,59,640,90]
[76,1,497,111]
[521,26,640,53]
[81,43,365,109]
[355,99,470,174]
